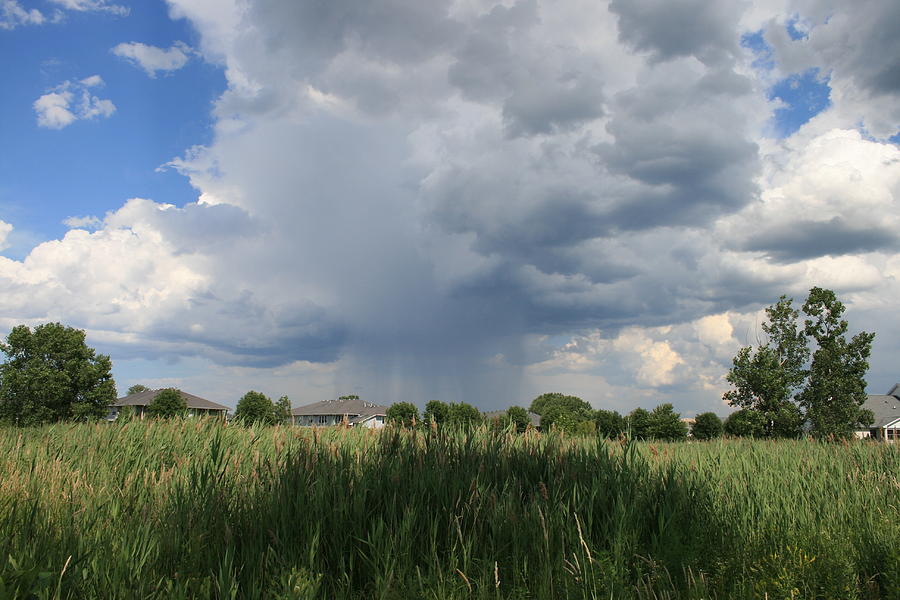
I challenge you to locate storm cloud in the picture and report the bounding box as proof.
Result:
[2,0,900,411]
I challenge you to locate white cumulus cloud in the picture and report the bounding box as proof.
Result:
[33,75,115,129]
[112,41,193,77]
[0,0,44,30]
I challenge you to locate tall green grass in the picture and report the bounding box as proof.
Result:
[0,421,897,598]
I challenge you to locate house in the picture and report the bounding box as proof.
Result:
[483,409,542,430]
[291,397,388,428]
[857,384,900,441]
[107,389,229,420]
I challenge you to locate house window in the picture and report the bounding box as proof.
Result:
[317,415,328,425]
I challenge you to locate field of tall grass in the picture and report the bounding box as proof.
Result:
[0,420,897,599]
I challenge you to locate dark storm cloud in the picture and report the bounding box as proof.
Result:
[608,0,743,65]
[742,218,899,262]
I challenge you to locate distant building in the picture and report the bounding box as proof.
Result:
[858,385,900,441]
[107,389,229,420]
[291,397,388,428]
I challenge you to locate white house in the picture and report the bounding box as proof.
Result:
[857,384,900,441]
[107,389,229,420]
[291,397,388,428]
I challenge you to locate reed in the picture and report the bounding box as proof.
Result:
[0,421,897,598]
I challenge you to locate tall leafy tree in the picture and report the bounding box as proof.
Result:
[274,395,292,424]
[626,407,652,440]
[423,400,450,425]
[0,323,116,425]
[723,408,766,437]
[235,390,277,425]
[593,409,625,438]
[723,295,809,437]
[799,287,875,439]
[386,402,419,427]
[647,403,688,441]
[147,388,187,419]
[127,384,150,396]
[448,402,483,428]
[530,393,592,431]
[505,406,530,433]
[691,412,723,440]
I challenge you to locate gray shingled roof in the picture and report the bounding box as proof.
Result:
[862,387,900,428]
[112,389,229,412]
[291,398,387,417]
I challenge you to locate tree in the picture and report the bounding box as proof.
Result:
[274,395,292,424]
[691,412,723,440]
[423,400,450,425]
[626,407,652,439]
[593,409,625,438]
[647,403,688,441]
[235,390,277,425]
[505,406,530,433]
[723,408,765,437]
[386,402,419,427]
[799,287,875,439]
[723,295,809,437]
[127,384,150,396]
[0,323,116,425]
[448,402,483,428]
[147,388,187,419]
[530,393,592,432]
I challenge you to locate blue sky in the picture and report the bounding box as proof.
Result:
[1,0,900,412]
[0,0,223,252]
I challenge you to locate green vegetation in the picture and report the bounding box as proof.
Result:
[724,288,874,439]
[0,323,116,425]
[146,388,187,419]
[235,391,282,426]
[691,412,724,440]
[0,420,897,599]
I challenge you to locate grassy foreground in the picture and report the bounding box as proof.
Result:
[0,421,898,599]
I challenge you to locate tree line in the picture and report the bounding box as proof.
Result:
[0,285,876,440]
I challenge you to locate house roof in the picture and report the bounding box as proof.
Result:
[862,386,900,428]
[483,409,542,428]
[112,389,229,412]
[291,397,388,417]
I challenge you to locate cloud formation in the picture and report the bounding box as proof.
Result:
[112,41,193,77]
[5,0,900,411]
[33,75,115,129]
[0,0,44,30]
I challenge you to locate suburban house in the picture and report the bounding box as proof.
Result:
[858,384,900,441]
[291,397,388,428]
[483,409,542,430]
[107,389,229,420]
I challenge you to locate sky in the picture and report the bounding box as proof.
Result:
[1,0,899,414]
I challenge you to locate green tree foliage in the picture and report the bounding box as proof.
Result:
[593,409,625,438]
[147,388,187,419]
[505,406,530,433]
[235,390,277,426]
[448,402,483,428]
[127,384,150,396]
[530,393,592,432]
[0,323,116,425]
[274,395,292,424]
[723,295,809,437]
[386,402,419,427]
[647,403,688,441]
[799,287,876,439]
[723,408,766,437]
[626,407,652,439]
[423,400,450,425]
[691,412,723,440]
